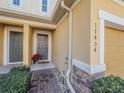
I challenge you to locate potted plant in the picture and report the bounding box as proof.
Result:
[32,54,43,64]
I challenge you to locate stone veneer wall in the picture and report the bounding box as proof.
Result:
[72,66,104,93]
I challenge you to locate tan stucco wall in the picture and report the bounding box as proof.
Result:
[23,24,32,66]
[0,23,51,66]
[90,0,124,65]
[105,27,124,79]
[52,17,68,72]
[52,0,91,71]
[0,24,4,65]
[31,30,34,57]
[72,0,90,64]
[0,0,58,19]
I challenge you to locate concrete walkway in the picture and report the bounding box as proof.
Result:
[31,63,55,71]
[0,63,55,75]
[29,69,62,93]
[0,63,71,93]
[0,64,22,74]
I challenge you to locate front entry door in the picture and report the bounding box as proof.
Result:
[37,34,49,62]
[9,31,23,63]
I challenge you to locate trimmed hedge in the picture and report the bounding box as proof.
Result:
[0,66,31,93]
[92,75,124,93]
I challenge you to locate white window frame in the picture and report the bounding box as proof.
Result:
[73,10,124,74]
[33,30,52,63]
[99,10,124,66]
[4,27,23,65]
[10,0,23,9]
[42,0,48,12]
[112,0,124,7]
[40,0,49,15]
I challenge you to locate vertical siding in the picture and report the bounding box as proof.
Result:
[0,24,4,65]
[105,27,124,79]
[90,0,124,65]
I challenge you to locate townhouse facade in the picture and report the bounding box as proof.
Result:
[0,0,124,93]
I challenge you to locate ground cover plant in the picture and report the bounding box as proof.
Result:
[0,66,31,93]
[92,75,124,93]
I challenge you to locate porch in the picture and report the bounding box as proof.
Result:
[0,63,55,75]
[0,63,71,93]
[0,24,53,66]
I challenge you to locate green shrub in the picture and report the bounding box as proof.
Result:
[10,65,30,72]
[0,66,31,93]
[92,75,124,93]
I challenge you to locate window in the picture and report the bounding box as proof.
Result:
[10,0,23,8]
[41,0,48,12]
[12,0,20,6]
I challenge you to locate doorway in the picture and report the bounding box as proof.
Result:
[34,30,51,63]
[4,27,23,65]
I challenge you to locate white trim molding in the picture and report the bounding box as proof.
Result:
[0,15,56,30]
[33,30,52,63]
[72,59,106,74]
[4,26,23,65]
[57,0,80,27]
[7,0,59,20]
[99,19,105,65]
[10,0,23,9]
[99,10,124,66]
[99,10,124,26]
[112,0,124,7]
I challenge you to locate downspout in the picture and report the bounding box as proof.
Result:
[61,1,76,93]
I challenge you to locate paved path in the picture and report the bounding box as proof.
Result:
[0,63,55,75]
[30,63,55,71]
[29,69,62,93]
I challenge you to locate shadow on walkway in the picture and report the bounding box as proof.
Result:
[29,69,62,93]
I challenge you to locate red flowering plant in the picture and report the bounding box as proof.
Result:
[32,54,43,64]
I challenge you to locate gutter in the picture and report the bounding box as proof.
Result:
[61,1,76,93]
